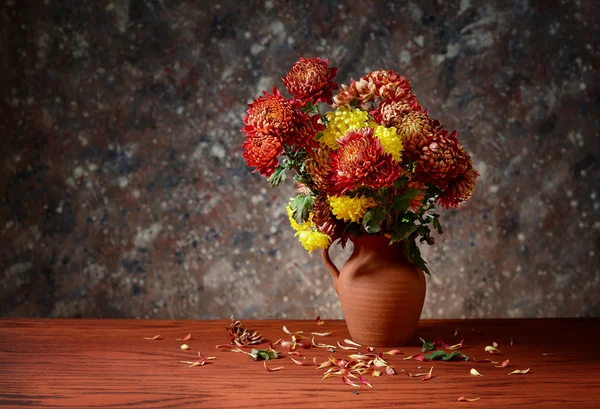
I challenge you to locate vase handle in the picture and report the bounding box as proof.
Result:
[322,246,340,294]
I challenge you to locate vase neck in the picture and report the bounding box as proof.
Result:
[350,235,407,260]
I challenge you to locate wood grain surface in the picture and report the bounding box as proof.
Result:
[1,318,599,408]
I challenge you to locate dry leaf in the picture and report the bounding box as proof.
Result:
[470,368,483,377]
[176,334,192,341]
[508,368,530,375]
[457,397,481,402]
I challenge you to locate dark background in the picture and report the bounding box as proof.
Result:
[1,0,598,319]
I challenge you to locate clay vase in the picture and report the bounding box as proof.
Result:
[322,234,426,346]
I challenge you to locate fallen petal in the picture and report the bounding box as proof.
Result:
[311,332,332,336]
[357,374,374,387]
[288,351,301,356]
[342,376,361,388]
[344,339,362,347]
[316,316,325,326]
[180,344,190,350]
[422,366,434,381]
[510,338,515,346]
[373,356,389,367]
[348,354,371,361]
[508,368,530,375]
[470,368,483,377]
[492,341,498,348]
[143,335,162,340]
[373,370,382,377]
[433,339,451,349]
[337,341,358,350]
[386,366,396,375]
[457,397,481,402]
[283,325,303,335]
[383,349,403,355]
[176,334,192,341]
[470,357,494,363]
[263,361,284,372]
[495,359,510,368]
[447,339,465,350]
[367,346,376,352]
[454,327,459,338]
[403,353,426,361]
[485,346,501,355]
[290,357,309,366]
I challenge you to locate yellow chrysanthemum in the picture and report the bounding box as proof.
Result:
[286,204,313,232]
[328,194,377,223]
[321,105,369,149]
[369,122,403,162]
[294,229,332,253]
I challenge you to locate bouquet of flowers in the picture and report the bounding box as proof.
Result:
[241,57,479,274]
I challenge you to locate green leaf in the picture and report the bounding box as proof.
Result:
[391,189,422,212]
[425,350,469,361]
[392,177,409,190]
[432,216,443,235]
[389,224,418,244]
[289,194,314,225]
[268,166,287,187]
[407,239,430,276]
[250,348,279,361]
[420,338,436,353]
[362,207,386,234]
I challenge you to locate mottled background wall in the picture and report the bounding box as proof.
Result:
[1,0,598,320]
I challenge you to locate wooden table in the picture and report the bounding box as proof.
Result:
[1,318,599,408]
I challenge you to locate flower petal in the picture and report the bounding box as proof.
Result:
[373,356,389,367]
[288,351,301,356]
[457,397,481,402]
[290,357,309,366]
[143,335,162,340]
[283,325,303,335]
[508,368,530,375]
[176,333,192,341]
[386,366,396,375]
[485,346,501,354]
[373,370,382,377]
[348,354,371,361]
[337,341,358,350]
[180,344,190,350]
[403,353,426,361]
[492,341,498,348]
[263,361,284,372]
[344,339,362,347]
[316,316,325,326]
[470,368,483,376]
[495,359,510,368]
[342,376,361,388]
[367,346,376,352]
[422,366,434,381]
[357,374,374,387]
[311,332,332,336]
[383,349,403,355]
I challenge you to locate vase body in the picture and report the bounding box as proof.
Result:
[323,235,426,346]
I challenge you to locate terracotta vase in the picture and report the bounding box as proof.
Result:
[322,234,426,347]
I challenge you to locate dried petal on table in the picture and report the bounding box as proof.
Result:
[422,366,434,381]
[176,333,192,341]
[485,346,501,354]
[180,344,190,350]
[495,359,510,368]
[383,349,403,355]
[357,374,374,387]
[348,354,371,361]
[386,366,396,375]
[228,316,264,346]
[288,351,301,356]
[492,341,498,348]
[282,325,303,335]
[342,376,361,388]
[311,332,332,336]
[290,357,309,366]
[508,368,530,375]
[373,356,388,367]
[470,368,484,376]
[367,346,376,352]
[263,361,284,372]
[457,397,481,402]
[454,327,459,338]
[372,370,382,377]
[344,339,362,347]
[403,353,426,361]
[143,335,162,340]
[337,341,358,350]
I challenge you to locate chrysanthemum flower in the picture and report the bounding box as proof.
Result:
[242,88,296,139]
[414,133,471,188]
[282,57,338,106]
[295,229,332,253]
[289,112,323,150]
[328,194,377,223]
[306,147,334,192]
[369,122,403,162]
[395,111,441,160]
[437,165,480,208]
[371,97,421,127]
[320,105,369,149]
[333,70,414,108]
[329,128,401,194]
[242,131,283,177]
[312,195,346,244]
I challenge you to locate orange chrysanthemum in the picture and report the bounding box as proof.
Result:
[333,69,413,108]
[242,131,283,178]
[437,165,480,208]
[306,146,333,192]
[282,57,338,106]
[289,112,323,150]
[371,97,421,127]
[395,111,441,160]
[242,87,296,138]
[329,128,400,194]
[414,133,471,188]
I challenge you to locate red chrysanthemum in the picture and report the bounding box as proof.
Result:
[333,69,414,108]
[242,87,296,138]
[395,110,441,161]
[370,97,422,127]
[288,112,324,150]
[437,165,480,208]
[414,132,471,189]
[329,128,400,194]
[242,131,284,178]
[282,57,338,106]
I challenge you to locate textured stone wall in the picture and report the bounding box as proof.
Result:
[1,0,598,319]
